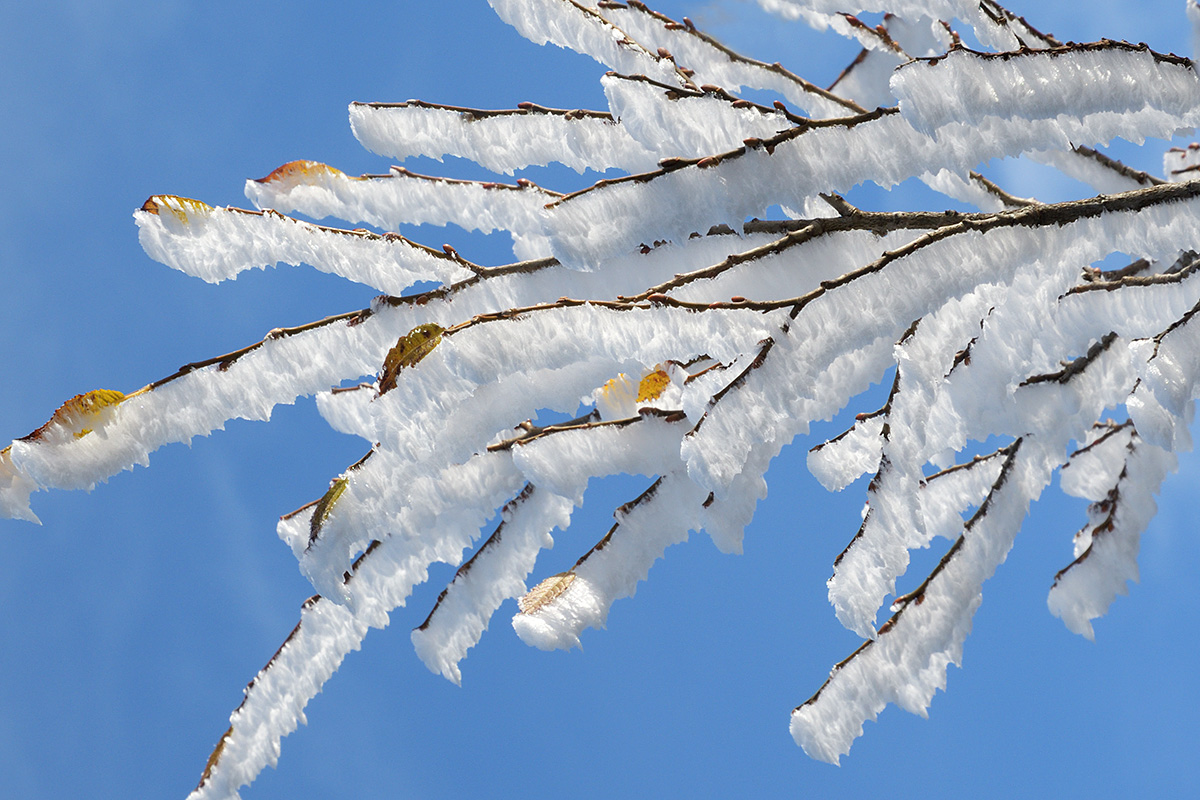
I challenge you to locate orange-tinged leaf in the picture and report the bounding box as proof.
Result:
[21,389,126,443]
[379,324,444,394]
[637,369,671,402]
[140,195,214,225]
[253,160,350,189]
[517,572,575,614]
[197,725,233,792]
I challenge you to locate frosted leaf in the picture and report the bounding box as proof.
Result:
[512,470,706,650]
[591,361,685,420]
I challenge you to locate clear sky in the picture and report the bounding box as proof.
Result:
[0,1,1197,798]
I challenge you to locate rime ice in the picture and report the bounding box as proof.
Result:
[3,1,1199,796]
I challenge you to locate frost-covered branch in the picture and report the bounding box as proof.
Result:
[5,0,1200,795]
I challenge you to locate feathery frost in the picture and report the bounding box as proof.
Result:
[5,0,1200,795]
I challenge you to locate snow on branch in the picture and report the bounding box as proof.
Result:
[412,483,574,684]
[759,0,1060,52]
[193,455,531,800]
[595,0,868,116]
[348,99,660,175]
[244,160,563,260]
[487,0,683,84]
[512,469,706,650]
[541,42,1200,265]
[791,440,1041,764]
[1050,421,1176,638]
[136,195,475,293]
[893,42,1200,142]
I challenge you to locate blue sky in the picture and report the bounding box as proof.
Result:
[1,1,1197,798]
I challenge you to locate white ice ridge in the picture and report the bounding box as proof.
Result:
[679,187,1200,502]
[1191,0,1200,65]
[601,73,801,157]
[510,409,689,503]
[808,412,886,493]
[487,0,680,85]
[243,162,560,261]
[1031,146,1163,195]
[758,0,1058,52]
[1050,423,1176,638]
[594,1,862,117]
[544,44,1200,267]
[1,221,795,523]
[348,100,660,176]
[512,470,706,650]
[412,485,574,685]
[790,441,1054,764]
[1165,142,1200,181]
[135,196,472,294]
[892,44,1200,142]
[298,305,778,600]
[1128,297,1200,450]
[1,314,394,520]
[192,461,526,800]
[823,12,957,113]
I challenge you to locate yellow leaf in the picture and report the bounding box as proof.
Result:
[637,369,671,402]
[309,476,349,544]
[21,389,126,443]
[379,324,444,394]
[518,572,576,615]
[140,195,214,226]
